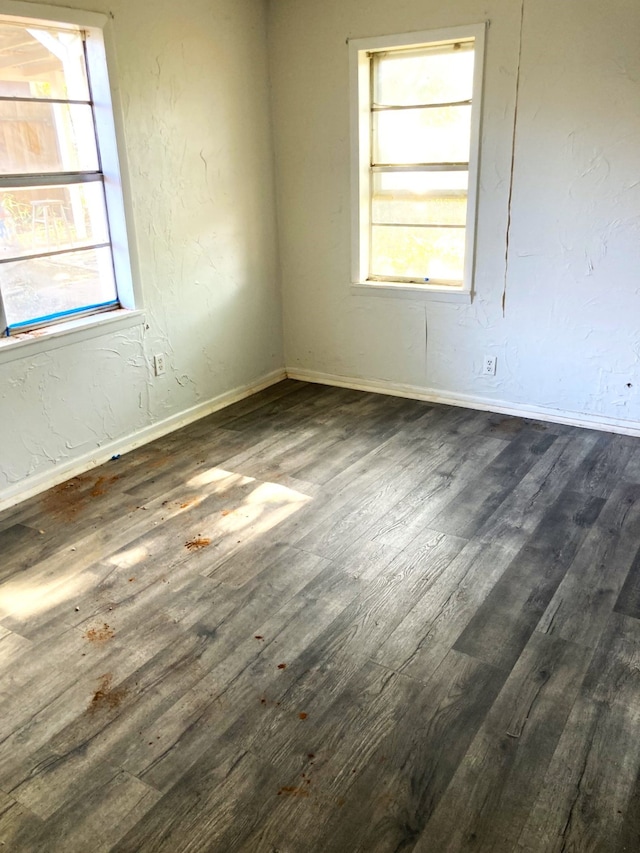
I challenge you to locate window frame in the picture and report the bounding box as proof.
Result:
[349,24,486,300]
[0,0,141,343]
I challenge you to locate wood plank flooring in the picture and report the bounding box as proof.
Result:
[1,379,640,851]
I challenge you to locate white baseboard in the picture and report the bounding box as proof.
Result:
[286,367,640,438]
[5,363,639,513]
[0,368,286,513]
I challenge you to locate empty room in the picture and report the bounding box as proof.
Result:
[0,0,639,849]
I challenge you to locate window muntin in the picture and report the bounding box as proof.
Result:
[372,171,468,227]
[0,183,109,259]
[351,26,485,291]
[2,247,116,330]
[0,17,121,335]
[0,22,90,99]
[372,104,473,166]
[0,101,99,174]
[373,43,474,106]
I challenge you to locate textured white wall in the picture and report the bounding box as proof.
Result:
[268,0,640,427]
[0,0,284,503]
[3,0,639,508]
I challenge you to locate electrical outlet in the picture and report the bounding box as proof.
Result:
[153,353,165,376]
[483,355,497,376]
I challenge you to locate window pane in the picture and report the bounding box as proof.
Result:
[372,170,468,226]
[0,183,109,259]
[0,23,89,100]
[1,247,117,329]
[374,43,474,107]
[371,225,465,281]
[0,101,98,173]
[373,105,471,165]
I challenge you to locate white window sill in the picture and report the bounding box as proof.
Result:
[351,282,472,304]
[0,308,145,365]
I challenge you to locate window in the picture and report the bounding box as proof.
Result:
[350,25,485,294]
[0,4,135,336]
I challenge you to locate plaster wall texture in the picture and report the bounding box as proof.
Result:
[0,0,284,501]
[2,0,640,508]
[268,0,640,424]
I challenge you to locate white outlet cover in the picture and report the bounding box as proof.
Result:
[483,356,497,375]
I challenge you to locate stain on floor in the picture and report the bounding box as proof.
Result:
[89,673,127,713]
[185,537,211,551]
[85,623,115,642]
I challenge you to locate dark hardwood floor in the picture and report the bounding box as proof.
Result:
[1,379,640,851]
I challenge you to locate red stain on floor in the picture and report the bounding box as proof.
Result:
[185,537,211,551]
[89,674,127,713]
[180,499,199,509]
[90,475,120,498]
[42,473,120,521]
[277,786,310,798]
[85,623,115,642]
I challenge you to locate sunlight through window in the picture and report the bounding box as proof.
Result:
[351,25,485,291]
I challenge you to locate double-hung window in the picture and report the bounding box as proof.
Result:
[350,25,485,294]
[0,4,134,336]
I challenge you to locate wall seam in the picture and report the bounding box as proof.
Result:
[501,0,525,317]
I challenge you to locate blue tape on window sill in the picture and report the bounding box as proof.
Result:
[5,300,119,336]
[0,307,145,365]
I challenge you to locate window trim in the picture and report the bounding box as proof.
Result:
[349,24,486,298]
[0,306,144,363]
[0,0,141,345]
